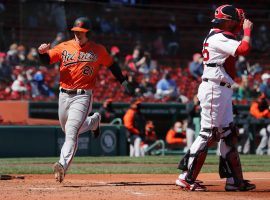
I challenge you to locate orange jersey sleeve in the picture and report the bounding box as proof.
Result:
[99,45,114,67]
[166,129,185,145]
[123,109,140,135]
[48,43,62,64]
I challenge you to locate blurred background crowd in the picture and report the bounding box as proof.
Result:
[0,0,270,155]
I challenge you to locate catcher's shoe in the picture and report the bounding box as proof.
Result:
[92,112,101,138]
[53,162,65,183]
[176,178,207,191]
[176,178,203,186]
[225,180,256,191]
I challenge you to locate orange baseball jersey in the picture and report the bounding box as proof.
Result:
[48,39,113,89]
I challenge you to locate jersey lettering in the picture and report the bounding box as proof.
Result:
[62,50,76,63]
[202,43,209,61]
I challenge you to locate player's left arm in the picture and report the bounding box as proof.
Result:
[101,46,134,95]
[235,19,253,56]
[109,62,135,96]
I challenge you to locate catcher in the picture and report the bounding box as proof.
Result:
[175,5,256,191]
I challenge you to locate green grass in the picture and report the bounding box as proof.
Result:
[0,155,269,174]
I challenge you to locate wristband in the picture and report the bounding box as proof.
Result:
[244,28,251,37]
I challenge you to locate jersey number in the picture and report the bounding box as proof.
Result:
[82,66,93,76]
[202,43,209,61]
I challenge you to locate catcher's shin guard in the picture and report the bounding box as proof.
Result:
[219,146,243,184]
[219,124,243,184]
[178,128,220,184]
[185,145,208,184]
[177,150,190,171]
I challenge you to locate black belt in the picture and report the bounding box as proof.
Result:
[205,63,221,67]
[203,78,231,88]
[60,88,85,95]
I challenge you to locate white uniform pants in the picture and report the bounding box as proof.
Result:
[185,128,195,151]
[58,91,99,171]
[256,125,270,155]
[183,81,235,182]
[129,136,143,157]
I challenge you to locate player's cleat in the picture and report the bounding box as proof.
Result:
[53,162,65,183]
[176,178,207,191]
[92,112,101,138]
[225,180,256,191]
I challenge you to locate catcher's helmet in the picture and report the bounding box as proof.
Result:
[212,5,239,24]
[71,17,91,32]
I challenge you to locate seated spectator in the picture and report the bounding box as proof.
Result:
[166,121,186,149]
[249,62,262,76]
[126,73,140,96]
[0,52,11,81]
[233,75,253,101]
[26,48,39,67]
[98,98,116,123]
[142,120,158,155]
[17,45,26,65]
[235,56,249,77]
[132,45,144,63]
[11,74,28,99]
[125,45,145,73]
[138,77,155,98]
[250,93,270,155]
[137,52,157,75]
[155,72,179,100]
[125,54,137,73]
[33,69,55,97]
[123,100,146,157]
[6,43,19,67]
[259,73,270,99]
[189,53,203,79]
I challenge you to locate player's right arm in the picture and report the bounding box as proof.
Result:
[38,43,62,65]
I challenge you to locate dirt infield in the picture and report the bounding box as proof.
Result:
[1,172,270,200]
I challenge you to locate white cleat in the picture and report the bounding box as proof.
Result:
[93,112,101,138]
[176,178,207,191]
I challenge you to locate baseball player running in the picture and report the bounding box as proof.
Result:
[38,17,133,183]
[175,5,256,191]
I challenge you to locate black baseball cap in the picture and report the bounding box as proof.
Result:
[212,5,239,24]
[71,17,91,32]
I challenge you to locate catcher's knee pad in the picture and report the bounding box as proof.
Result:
[219,146,243,184]
[222,123,239,147]
[201,127,220,145]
